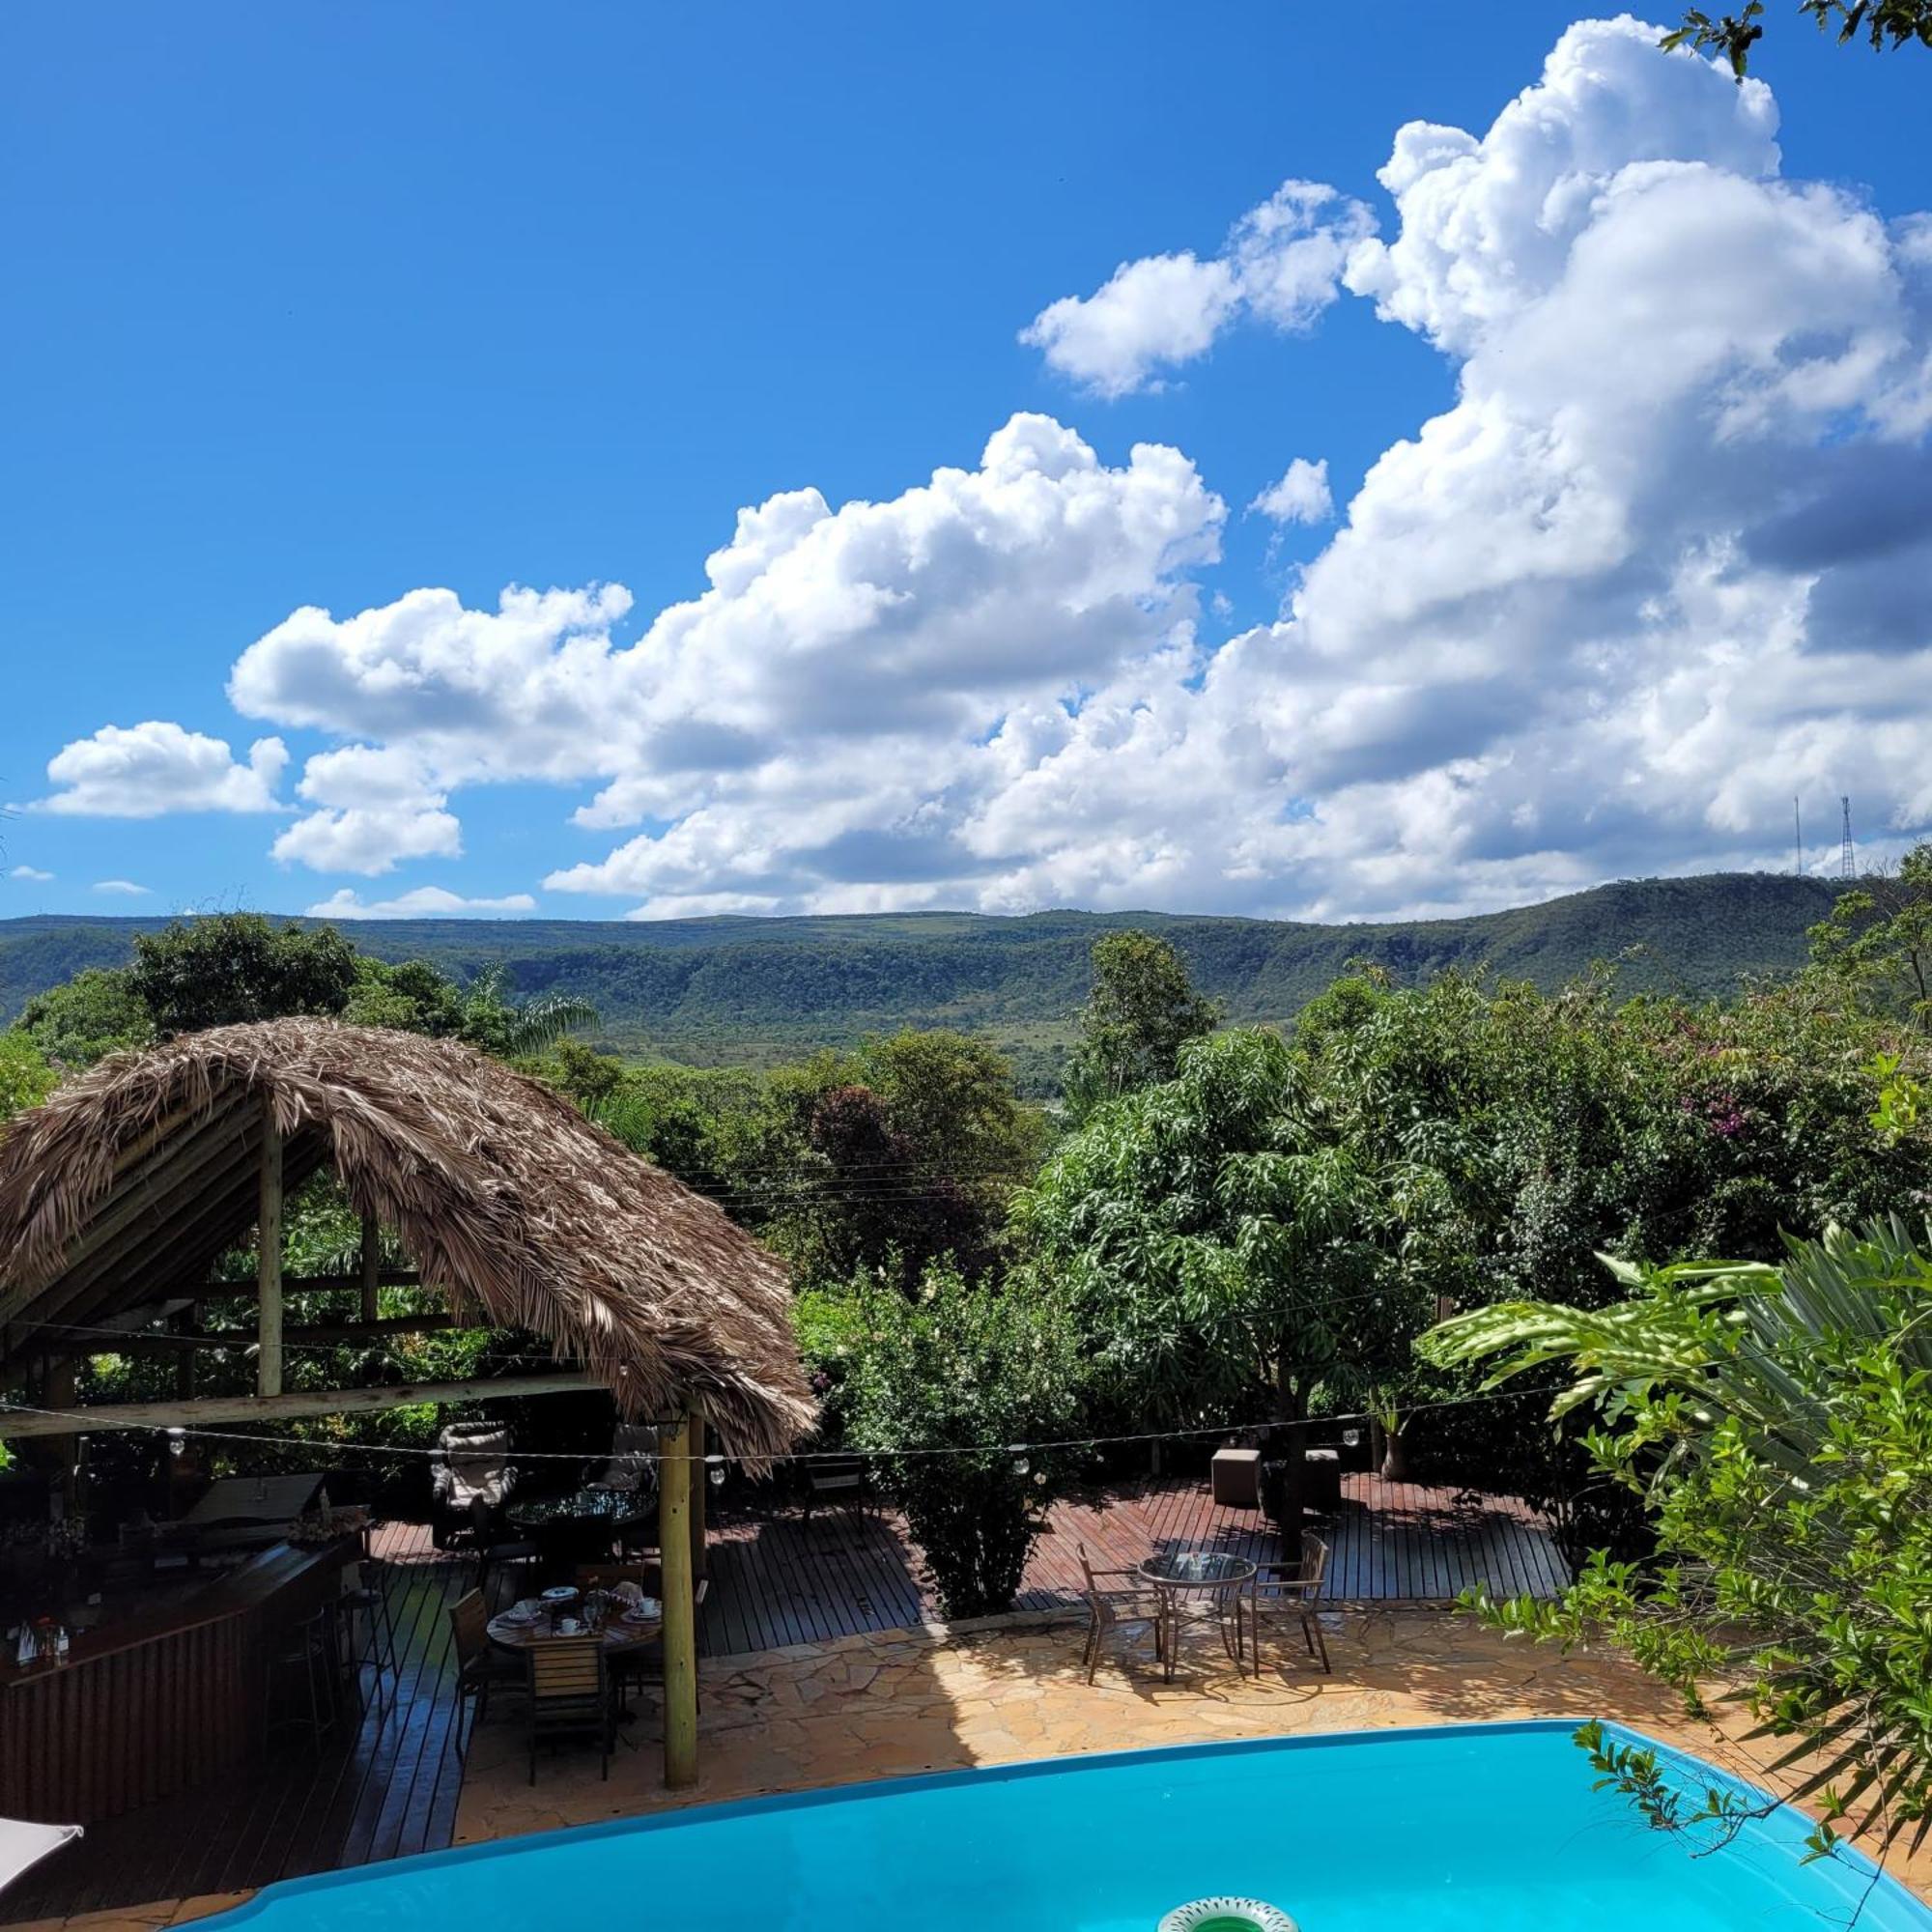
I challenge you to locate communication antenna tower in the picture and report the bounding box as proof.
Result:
[1794,797,1803,877]
[1840,796,1856,881]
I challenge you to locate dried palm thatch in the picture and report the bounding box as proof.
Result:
[0,1019,814,1464]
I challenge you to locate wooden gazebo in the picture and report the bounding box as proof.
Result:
[0,1018,814,1788]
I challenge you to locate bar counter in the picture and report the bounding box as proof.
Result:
[0,1536,355,1824]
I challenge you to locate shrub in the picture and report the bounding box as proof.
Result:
[842,1267,1087,1617]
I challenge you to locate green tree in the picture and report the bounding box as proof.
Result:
[842,1265,1088,1617]
[1064,930,1219,1120]
[1423,1218,1932,1861]
[1663,0,1931,76]
[14,967,153,1068]
[856,1028,1049,1194]
[1810,843,1932,1034]
[453,964,599,1057]
[1018,1026,1430,1521]
[0,1032,55,1120]
[342,956,469,1037]
[127,914,359,1036]
[545,1038,625,1119]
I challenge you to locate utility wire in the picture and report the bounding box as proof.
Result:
[0,1378,1569,1464]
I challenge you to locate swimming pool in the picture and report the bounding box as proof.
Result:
[200,1720,1930,1932]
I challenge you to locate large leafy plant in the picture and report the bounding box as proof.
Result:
[1423,1217,1932,1863]
[841,1266,1087,1618]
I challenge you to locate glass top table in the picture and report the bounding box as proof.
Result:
[506,1486,650,1531]
[1137,1549,1257,1682]
[1139,1550,1258,1589]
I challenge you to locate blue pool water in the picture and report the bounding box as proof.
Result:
[202,1720,1930,1932]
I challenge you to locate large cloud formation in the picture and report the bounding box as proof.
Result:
[41,18,1932,919]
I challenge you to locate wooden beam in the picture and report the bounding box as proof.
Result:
[358,1215,381,1322]
[174,1306,197,1403]
[92,1314,461,1356]
[3,1130,335,1360]
[688,1406,709,1582]
[201,1270,420,1300]
[256,1096,283,1399]
[658,1412,699,1790]
[0,1370,596,1439]
[0,1109,260,1329]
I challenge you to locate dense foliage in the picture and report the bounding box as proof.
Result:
[1018,1026,1428,1518]
[1425,1220,1932,1861]
[1063,929,1219,1120]
[1810,843,1932,1034]
[9,913,596,1073]
[11,872,1932,1656]
[840,1267,1087,1618]
[584,1028,1048,1291]
[1016,963,1932,1538]
[1,873,1836,1092]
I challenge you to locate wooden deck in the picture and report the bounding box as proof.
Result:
[701,1471,1569,1652]
[3,1475,1563,1923]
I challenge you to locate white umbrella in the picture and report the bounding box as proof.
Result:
[0,1817,81,1899]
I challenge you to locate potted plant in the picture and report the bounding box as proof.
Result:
[1370,1393,1409,1482]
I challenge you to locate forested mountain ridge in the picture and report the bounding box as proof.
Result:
[0,872,1838,1087]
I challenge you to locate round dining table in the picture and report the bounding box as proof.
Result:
[485,1606,663,1656]
[1137,1549,1257,1681]
[504,1486,652,1574]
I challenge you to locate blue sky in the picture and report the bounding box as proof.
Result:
[4,4,1929,923]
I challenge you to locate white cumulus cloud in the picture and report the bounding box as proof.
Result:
[36,723,287,817]
[306,886,539,919]
[1250,458,1333,526]
[270,744,462,875]
[92,879,150,896]
[8,865,54,882]
[1021,181,1375,395]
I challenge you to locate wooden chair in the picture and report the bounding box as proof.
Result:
[801,1454,868,1523]
[526,1634,613,1783]
[445,1588,524,1750]
[1076,1543,1162,1684]
[574,1562,706,1719]
[1243,1531,1331,1675]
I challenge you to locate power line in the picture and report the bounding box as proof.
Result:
[0,1378,1569,1465]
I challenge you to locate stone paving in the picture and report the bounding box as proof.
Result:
[452,1606,1687,1841]
[454,1608,1932,1904]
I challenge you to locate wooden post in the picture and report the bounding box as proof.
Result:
[256,1095,283,1399]
[358,1214,381,1323]
[657,1412,699,1790]
[688,1407,709,1582]
[174,1304,198,1404]
[43,1355,77,1511]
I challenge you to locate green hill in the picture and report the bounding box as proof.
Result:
[0,872,1839,1092]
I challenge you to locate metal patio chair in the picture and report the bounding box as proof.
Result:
[1242,1530,1331,1675]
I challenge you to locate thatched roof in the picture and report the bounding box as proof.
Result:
[0,1019,814,1463]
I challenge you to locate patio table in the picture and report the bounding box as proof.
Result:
[1137,1549,1257,1682]
[485,1605,662,1656]
[504,1485,651,1575]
